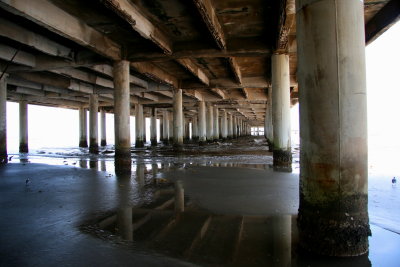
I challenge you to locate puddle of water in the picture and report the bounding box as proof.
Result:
[6,137,400,266]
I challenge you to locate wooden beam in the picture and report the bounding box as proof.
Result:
[228,57,242,84]
[276,0,295,52]
[365,0,400,45]
[101,0,172,54]
[0,0,120,60]
[177,58,209,86]
[130,62,178,88]
[0,44,36,67]
[182,76,270,89]
[210,88,225,99]
[193,0,226,49]
[183,89,204,101]
[0,17,72,59]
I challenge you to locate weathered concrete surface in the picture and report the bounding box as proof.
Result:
[173,89,183,148]
[113,60,131,171]
[100,108,106,147]
[135,104,144,148]
[19,101,28,153]
[198,101,206,145]
[297,0,369,257]
[78,107,88,148]
[0,75,7,163]
[272,54,292,168]
[89,94,99,153]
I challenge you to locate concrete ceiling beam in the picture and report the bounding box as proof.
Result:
[0,0,121,60]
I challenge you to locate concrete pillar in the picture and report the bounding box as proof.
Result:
[19,101,28,153]
[222,110,228,139]
[143,112,147,143]
[168,111,173,144]
[213,106,219,140]
[100,108,107,146]
[79,108,88,148]
[192,116,198,141]
[150,108,157,146]
[135,104,144,148]
[198,101,206,144]
[162,110,169,143]
[233,116,238,139]
[266,88,274,151]
[0,75,7,163]
[89,94,99,153]
[173,89,183,148]
[272,54,291,168]
[228,113,233,139]
[113,60,131,172]
[183,117,189,142]
[297,0,369,256]
[206,103,214,141]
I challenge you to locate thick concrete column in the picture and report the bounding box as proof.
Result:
[79,108,88,148]
[19,101,28,153]
[135,104,144,148]
[183,117,189,142]
[173,89,183,147]
[0,75,7,163]
[221,110,228,139]
[272,54,291,168]
[233,116,238,139]
[206,103,214,141]
[162,110,169,143]
[150,108,157,146]
[168,111,173,144]
[213,106,219,140]
[266,89,274,151]
[89,94,99,153]
[192,116,198,141]
[228,113,233,139]
[297,0,369,256]
[100,108,107,146]
[113,60,131,172]
[198,101,206,144]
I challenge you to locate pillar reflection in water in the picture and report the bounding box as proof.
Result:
[115,172,133,241]
[100,160,106,172]
[136,163,145,187]
[79,159,88,169]
[272,215,291,267]
[175,180,184,213]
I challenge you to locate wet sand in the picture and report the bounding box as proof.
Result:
[1,137,399,266]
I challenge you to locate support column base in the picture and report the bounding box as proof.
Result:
[173,143,183,152]
[267,139,274,152]
[79,141,88,148]
[0,151,7,164]
[100,140,107,147]
[19,144,28,153]
[199,140,207,146]
[89,145,99,154]
[298,196,370,257]
[273,149,292,169]
[135,141,144,148]
[115,149,132,174]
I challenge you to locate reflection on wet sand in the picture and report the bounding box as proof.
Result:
[6,137,398,266]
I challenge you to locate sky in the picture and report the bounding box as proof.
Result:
[5,21,400,161]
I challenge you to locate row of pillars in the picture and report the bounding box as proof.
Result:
[0,0,370,256]
[262,0,368,257]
